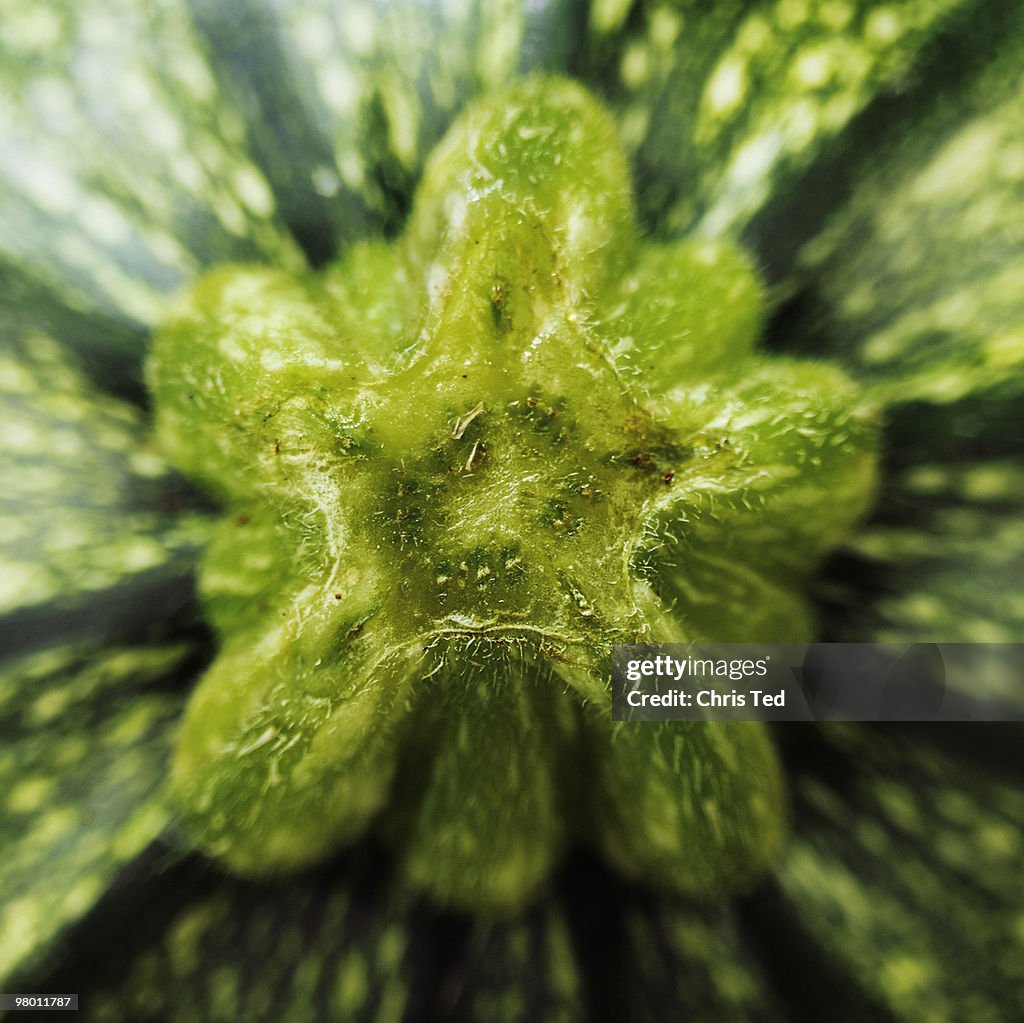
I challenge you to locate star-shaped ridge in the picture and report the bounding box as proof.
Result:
[148,76,877,911]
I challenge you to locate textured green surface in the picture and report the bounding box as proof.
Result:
[591,720,785,896]
[620,897,785,1022]
[56,854,586,1023]
[785,7,1024,404]
[779,725,1024,1022]
[190,0,546,260]
[0,333,209,627]
[80,864,413,1022]
[0,0,301,326]
[0,0,1022,1020]
[821,457,1024,712]
[847,461,1024,644]
[148,77,875,910]
[0,643,189,985]
[574,0,974,237]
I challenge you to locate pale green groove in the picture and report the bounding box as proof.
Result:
[621,901,785,1022]
[0,257,149,385]
[149,76,876,912]
[779,726,1024,1023]
[80,868,413,1023]
[441,909,582,1022]
[787,19,1024,404]
[0,0,301,328]
[0,643,190,986]
[0,0,1018,1019]
[0,334,211,624]
[828,460,1024,709]
[577,0,972,237]
[689,0,968,238]
[77,874,585,1022]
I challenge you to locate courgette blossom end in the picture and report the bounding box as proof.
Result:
[147,76,878,912]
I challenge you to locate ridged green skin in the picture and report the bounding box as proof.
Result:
[3,1,1024,1020]
[149,77,876,911]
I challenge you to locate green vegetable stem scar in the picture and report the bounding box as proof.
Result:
[148,75,878,913]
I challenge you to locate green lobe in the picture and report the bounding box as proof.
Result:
[593,238,764,388]
[648,360,877,640]
[390,653,575,913]
[170,601,416,874]
[590,720,786,897]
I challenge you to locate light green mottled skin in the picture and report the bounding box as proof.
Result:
[148,76,877,912]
